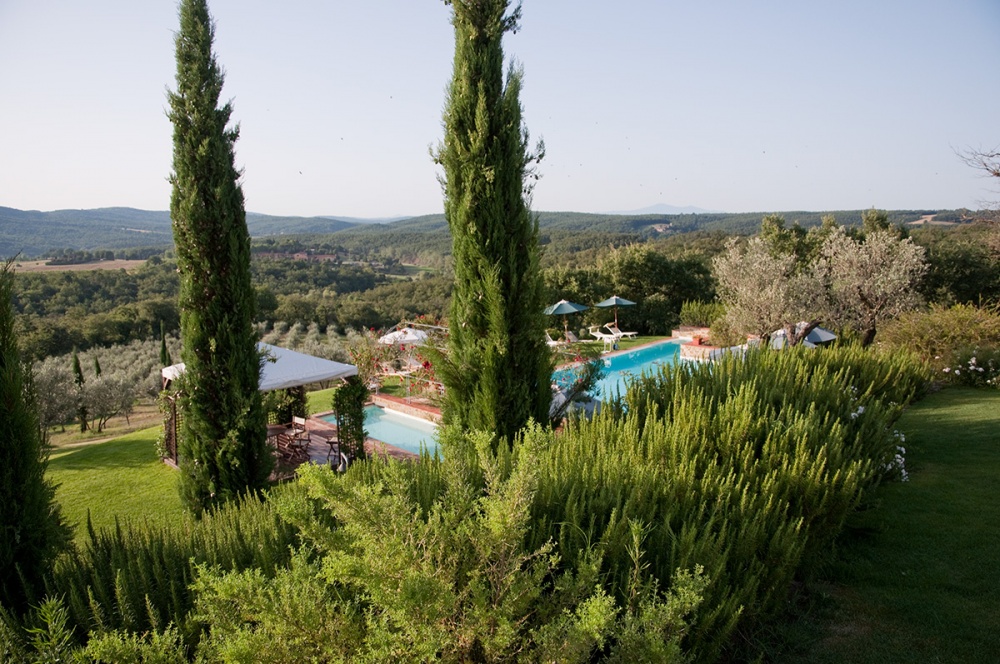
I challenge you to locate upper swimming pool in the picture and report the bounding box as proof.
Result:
[553,339,683,400]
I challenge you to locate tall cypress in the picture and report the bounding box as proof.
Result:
[168,0,271,514]
[0,260,70,612]
[434,0,552,444]
[159,321,172,367]
[71,349,87,432]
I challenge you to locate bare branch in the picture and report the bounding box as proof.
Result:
[958,146,1000,179]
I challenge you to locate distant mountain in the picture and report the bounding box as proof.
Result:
[0,207,175,257]
[604,203,721,215]
[319,215,413,225]
[246,212,358,236]
[0,207,369,257]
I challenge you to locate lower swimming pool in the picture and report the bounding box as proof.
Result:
[322,405,438,456]
[553,339,683,400]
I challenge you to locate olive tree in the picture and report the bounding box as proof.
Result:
[712,236,824,343]
[31,363,78,439]
[84,373,138,433]
[814,226,927,346]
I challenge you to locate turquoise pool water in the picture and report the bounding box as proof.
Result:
[323,406,438,455]
[553,339,683,400]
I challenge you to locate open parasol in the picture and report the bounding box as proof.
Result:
[594,295,636,328]
[543,299,588,337]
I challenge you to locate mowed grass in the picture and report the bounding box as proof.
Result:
[47,427,185,543]
[781,387,1000,663]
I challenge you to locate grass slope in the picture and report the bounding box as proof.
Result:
[782,387,1000,663]
[48,427,184,543]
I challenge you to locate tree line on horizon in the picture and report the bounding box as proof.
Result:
[0,202,967,260]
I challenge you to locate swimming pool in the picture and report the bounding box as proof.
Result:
[322,405,438,455]
[553,339,683,400]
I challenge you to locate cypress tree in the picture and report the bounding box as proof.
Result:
[168,0,271,515]
[160,321,172,367]
[0,260,70,612]
[71,349,87,432]
[434,0,552,444]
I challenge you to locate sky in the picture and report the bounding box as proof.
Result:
[1,0,998,219]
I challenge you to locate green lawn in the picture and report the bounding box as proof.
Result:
[780,387,1000,663]
[47,427,186,543]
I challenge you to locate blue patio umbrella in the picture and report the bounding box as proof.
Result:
[804,326,837,345]
[594,295,636,328]
[544,299,588,336]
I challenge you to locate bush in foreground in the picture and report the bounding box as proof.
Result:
[7,346,928,661]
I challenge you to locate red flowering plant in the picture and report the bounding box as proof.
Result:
[549,344,605,426]
[346,328,396,388]
[411,350,439,395]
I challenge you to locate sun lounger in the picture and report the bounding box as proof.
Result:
[605,324,638,340]
[546,331,564,347]
[588,326,617,350]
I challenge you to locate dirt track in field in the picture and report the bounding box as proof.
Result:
[14,259,146,272]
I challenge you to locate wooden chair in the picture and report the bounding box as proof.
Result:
[289,416,312,458]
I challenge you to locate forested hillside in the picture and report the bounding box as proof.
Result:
[0,205,948,258]
[0,207,360,256]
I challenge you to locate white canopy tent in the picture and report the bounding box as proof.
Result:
[162,343,357,392]
[378,327,429,346]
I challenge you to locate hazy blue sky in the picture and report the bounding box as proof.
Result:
[2,1,998,218]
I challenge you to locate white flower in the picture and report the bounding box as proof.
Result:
[943,367,951,373]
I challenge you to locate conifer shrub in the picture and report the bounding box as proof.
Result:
[185,433,708,662]
[0,260,71,614]
[42,489,301,649]
[522,346,928,660]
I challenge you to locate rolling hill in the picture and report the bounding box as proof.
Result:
[0,205,947,258]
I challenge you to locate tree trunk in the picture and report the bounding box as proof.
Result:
[861,326,877,347]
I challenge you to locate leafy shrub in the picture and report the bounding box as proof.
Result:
[42,489,302,649]
[878,303,1000,376]
[941,348,1000,388]
[679,300,725,328]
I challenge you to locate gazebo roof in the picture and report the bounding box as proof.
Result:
[161,343,357,392]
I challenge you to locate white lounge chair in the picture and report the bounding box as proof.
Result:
[605,324,638,340]
[546,331,564,347]
[588,326,617,350]
[565,330,582,344]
